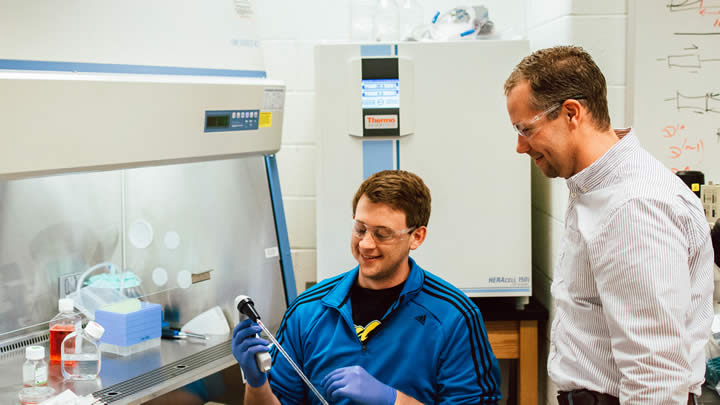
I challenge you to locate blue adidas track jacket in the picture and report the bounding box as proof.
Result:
[268,257,502,404]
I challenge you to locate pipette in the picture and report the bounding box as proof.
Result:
[235,295,329,405]
[161,328,208,340]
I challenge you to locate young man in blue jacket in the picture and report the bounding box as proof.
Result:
[233,170,501,404]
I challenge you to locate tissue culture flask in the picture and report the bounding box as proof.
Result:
[61,321,103,381]
[49,324,74,363]
[49,298,81,362]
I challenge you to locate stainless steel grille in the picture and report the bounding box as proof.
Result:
[93,342,232,403]
[0,331,49,356]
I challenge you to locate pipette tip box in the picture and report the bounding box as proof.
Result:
[95,301,162,356]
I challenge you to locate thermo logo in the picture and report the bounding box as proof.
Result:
[364,115,398,129]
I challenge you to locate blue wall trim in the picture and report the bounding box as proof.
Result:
[265,155,298,305]
[360,45,393,57]
[0,58,267,78]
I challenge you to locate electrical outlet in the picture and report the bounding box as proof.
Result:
[58,272,83,298]
[701,184,720,224]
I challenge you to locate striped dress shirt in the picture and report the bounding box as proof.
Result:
[549,129,714,404]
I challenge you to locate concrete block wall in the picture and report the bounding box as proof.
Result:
[527,1,628,404]
[256,1,629,404]
[255,1,350,296]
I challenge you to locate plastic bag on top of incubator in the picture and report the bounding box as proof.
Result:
[408,5,495,41]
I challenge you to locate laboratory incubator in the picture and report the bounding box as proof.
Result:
[315,41,532,297]
[0,1,293,403]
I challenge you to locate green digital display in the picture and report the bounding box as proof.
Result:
[206,115,229,129]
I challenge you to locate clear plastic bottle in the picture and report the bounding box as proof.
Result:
[49,298,82,363]
[61,321,104,381]
[374,0,399,42]
[397,0,423,40]
[19,346,55,404]
[351,0,377,41]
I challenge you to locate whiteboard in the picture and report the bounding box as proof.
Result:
[628,0,720,182]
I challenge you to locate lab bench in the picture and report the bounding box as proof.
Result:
[473,297,547,405]
[0,336,235,404]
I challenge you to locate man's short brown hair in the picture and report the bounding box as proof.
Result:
[504,45,611,131]
[352,170,431,228]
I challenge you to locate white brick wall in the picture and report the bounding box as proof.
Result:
[255,0,350,294]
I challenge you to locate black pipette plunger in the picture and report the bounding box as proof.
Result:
[234,295,272,373]
[236,295,262,322]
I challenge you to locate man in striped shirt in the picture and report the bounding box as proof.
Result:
[232,170,501,404]
[505,45,714,404]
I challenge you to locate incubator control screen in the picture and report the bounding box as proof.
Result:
[204,110,260,132]
[361,57,400,136]
[361,79,399,109]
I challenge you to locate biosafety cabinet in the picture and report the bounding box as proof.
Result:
[0,2,294,403]
[315,41,532,297]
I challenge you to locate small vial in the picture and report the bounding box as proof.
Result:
[61,321,104,381]
[19,346,55,404]
[22,346,47,387]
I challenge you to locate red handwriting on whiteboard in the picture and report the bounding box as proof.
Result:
[661,123,705,167]
[669,137,704,159]
[663,124,685,138]
[699,3,720,16]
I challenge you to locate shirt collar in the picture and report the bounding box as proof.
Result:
[567,128,638,194]
[322,256,425,309]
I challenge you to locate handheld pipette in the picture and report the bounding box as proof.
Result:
[235,295,329,405]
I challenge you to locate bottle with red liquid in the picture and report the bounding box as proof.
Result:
[49,298,82,363]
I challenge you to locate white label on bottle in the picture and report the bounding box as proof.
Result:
[35,366,47,385]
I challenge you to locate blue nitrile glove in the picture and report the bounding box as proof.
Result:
[232,319,271,388]
[321,366,397,405]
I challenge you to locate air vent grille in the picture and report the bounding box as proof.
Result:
[94,342,232,403]
[0,331,49,359]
